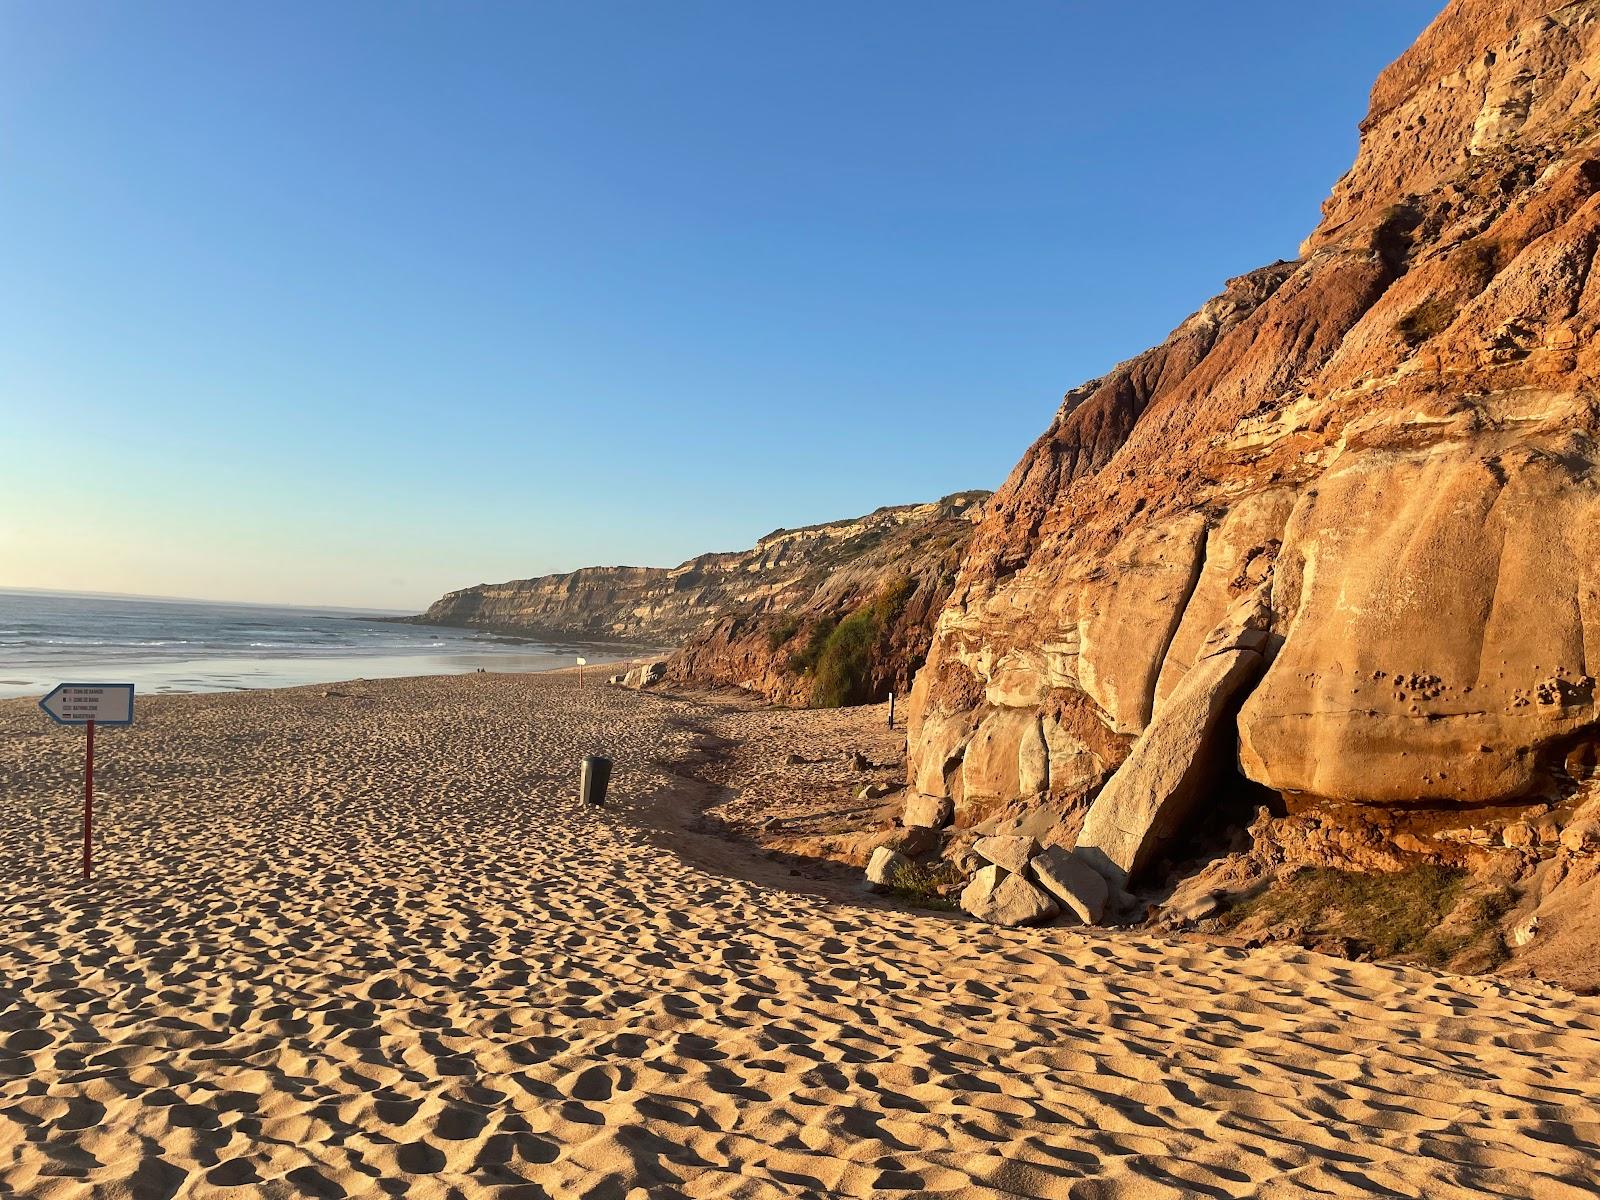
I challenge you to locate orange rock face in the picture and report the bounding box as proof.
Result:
[907,0,1600,871]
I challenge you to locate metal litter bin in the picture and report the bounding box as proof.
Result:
[580,754,613,807]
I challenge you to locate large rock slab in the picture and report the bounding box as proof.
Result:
[1029,847,1109,924]
[1238,437,1600,806]
[1075,588,1273,885]
[972,834,1039,874]
[960,707,1042,806]
[960,866,1059,927]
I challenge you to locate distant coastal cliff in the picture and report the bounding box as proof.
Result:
[415,491,989,705]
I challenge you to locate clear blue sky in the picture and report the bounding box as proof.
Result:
[2,2,1438,609]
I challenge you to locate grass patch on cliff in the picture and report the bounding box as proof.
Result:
[806,577,916,708]
[1395,297,1460,345]
[786,617,836,674]
[1393,238,1502,347]
[1453,236,1502,284]
[888,860,961,911]
[1223,865,1511,970]
[765,613,802,651]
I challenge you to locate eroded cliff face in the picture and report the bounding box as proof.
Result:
[908,0,1600,879]
[421,492,988,702]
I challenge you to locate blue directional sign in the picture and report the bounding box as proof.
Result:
[39,683,135,727]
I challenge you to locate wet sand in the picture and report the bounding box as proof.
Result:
[1,673,1598,1198]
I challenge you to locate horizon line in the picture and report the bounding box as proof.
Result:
[0,584,411,616]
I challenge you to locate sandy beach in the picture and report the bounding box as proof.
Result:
[2,673,1598,1199]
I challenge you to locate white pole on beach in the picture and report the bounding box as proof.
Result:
[577,655,587,686]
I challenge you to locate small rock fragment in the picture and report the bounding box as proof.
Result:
[1560,819,1599,854]
[865,846,911,892]
[1511,913,1539,947]
[1502,821,1535,850]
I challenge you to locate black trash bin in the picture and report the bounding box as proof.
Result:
[580,755,613,807]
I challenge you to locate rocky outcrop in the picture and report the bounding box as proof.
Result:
[418,492,988,704]
[907,0,1600,885]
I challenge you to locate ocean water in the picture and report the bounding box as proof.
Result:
[0,590,630,699]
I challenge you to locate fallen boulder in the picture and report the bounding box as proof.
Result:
[960,865,1059,927]
[1029,847,1108,924]
[622,661,668,688]
[878,824,939,858]
[1075,587,1272,886]
[973,833,1039,874]
[903,794,954,830]
[1166,888,1223,924]
[865,846,911,892]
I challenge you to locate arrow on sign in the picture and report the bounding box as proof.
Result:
[39,683,136,727]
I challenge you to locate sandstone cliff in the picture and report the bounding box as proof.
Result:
[906,0,1600,909]
[419,492,988,704]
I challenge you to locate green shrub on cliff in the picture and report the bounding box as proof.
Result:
[806,576,917,708]
[810,608,880,707]
[766,613,802,651]
[786,616,836,674]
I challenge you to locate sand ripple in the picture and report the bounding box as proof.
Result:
[2,675,1598,1198]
